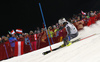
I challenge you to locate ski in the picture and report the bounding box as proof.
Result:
[42,34,96,55]
[42,38,80,55]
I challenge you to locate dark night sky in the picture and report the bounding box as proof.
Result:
[0,0,100,36]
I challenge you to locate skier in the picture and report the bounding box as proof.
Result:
[59,18,78,46]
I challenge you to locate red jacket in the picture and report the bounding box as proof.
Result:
[90,16,96,24]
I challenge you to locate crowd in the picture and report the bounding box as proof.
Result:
[0,10,100,61]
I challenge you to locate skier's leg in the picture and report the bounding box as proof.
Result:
[63,36,68,46]
[67,32,78,46]
[66,36,72,46]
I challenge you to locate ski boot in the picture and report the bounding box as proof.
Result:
[66,41,72,46]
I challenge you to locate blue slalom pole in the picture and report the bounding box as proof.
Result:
[39,3,52,51]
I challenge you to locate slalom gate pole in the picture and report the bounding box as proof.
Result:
[39,3,52,51]
[4,44,9,59]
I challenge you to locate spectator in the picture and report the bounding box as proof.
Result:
[59,23,64,30]
[34,30,37,34]
[71,18,77,23]
[24,33,31,53]
[33,30,38,50]
[0,37,2,43]
[9,34,17,56]
[90,13,96,24]
[1,36,6,43]
[18,35,25,41]
[97,11,100,20]
[59,24,64,42]
[75,20,84,31]
[90,11,94,16]
[7,34,10,38]
[48,26,54,44]
[48,26,54,38]
[56,23,59,29]
[29,30,34,35]
[4,37,13,58]
[53,25,59,43]
[4,37,9,42]
[29,30,36,51]
[40,28,47,43]
[82,15,86,19]
[22,33,25,38]
[82,18,87,26]
[15,34,19,40]
[37,28,42,49]
[37,27,41,34]
[78,13,82,20]
[53,25,59,36]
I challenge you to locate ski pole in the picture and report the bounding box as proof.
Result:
[39,3,52,51]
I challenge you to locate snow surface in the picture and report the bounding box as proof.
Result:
[1,20,100,62]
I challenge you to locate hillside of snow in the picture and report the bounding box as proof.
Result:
[1,20,100,62]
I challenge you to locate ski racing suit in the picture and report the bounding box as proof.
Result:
[63,21,78,46]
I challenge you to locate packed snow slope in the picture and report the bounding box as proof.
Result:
[1,20,100,62]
